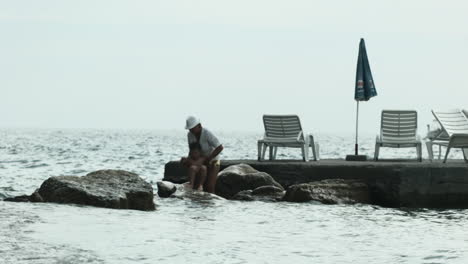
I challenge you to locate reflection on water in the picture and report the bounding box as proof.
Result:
[1,129,468,263]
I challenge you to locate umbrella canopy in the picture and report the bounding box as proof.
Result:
[349,38,378,158]
[355,38,377,101]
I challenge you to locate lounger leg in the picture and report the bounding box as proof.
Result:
[311,142,317,161]
[257,142,262,161]
[301,145,308,162]
[269,146,274,160]
[374,143,380,161]
[443,147,451,163]
[463,148,468,163]
[262,144,268,161]
[309,135,317,161]
[438,145,442,160]
[305,144,309,161]
[425,141,434,161]
[316,143,320,160]
[417,143,422,162]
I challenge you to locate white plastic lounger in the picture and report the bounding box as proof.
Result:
[257,115,318,161]
[427,109,468,163]
[374,110,422,161]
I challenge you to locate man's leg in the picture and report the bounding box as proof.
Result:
[204,162,220,193]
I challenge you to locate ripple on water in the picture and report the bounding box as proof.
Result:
[0,159,28,164]
[24,163,49,169]
[64,169,86,175]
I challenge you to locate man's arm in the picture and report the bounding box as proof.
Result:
[205,144,224,164]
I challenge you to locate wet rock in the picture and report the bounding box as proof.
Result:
[170,183,225,201]
[232,190,255,201]
[163,162,188,183]
[215,164,284,199]
[33,169,155,211]
[4,195,31,202]
[30,190,44,202]
[157,181,177,198]
[251,185,285,196]
[283,179,370,204]
[4,190,43,203]
[232,185,286,202]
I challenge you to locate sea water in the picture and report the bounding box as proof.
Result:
[1,129,467,264]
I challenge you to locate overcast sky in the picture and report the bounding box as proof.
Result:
[1,0,468,134]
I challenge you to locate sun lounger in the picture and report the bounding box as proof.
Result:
[427,109,468,163]
[374,110,422,161]
[257,115,318,161]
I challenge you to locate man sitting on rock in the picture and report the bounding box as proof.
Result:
[180,116,223,193]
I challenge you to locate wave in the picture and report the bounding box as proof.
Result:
[24,163,49,169]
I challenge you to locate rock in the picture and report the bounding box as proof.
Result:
[251,185,285,196]
[157,181,177,198]
[283,179,370,204]
[163,162,188,183]
[4,190,43,203]
[215,164,284,199]
[232,185,286,202]
[4,195,31,202]
[35,170,155,211]
[30,189,44,202]
[170,183,225,201]
[232,190,255,201]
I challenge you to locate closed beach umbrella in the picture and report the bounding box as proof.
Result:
[354,38,377,156]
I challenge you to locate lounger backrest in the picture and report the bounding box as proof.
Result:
[462,109,468,119]
[380,110,418,141]
[263,115,303,139]
[432,109,468,136]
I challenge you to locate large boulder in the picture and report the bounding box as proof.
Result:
[163,162,188,183]
[283,179,370,204]
[6,170,156,211]
[215,164,284,199]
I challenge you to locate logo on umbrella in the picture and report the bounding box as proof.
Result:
[357,80,364,88]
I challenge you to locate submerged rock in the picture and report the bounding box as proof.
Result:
[283,179,370,204]
[5,170,155,211]
[4,190,43,203]
[157,181,177,198]
[170,183,225,201]
[251,185,285,196]
[215,164,284,199]
[232,185,286,202]
[232,190,255,201]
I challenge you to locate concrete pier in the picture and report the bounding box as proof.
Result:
[164,159,468,208]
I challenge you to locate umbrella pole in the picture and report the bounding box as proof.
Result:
[355,101,359,155]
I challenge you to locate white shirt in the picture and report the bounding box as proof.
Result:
[187,127,221,160]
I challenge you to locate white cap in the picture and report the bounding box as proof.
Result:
[185,116,200,130]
